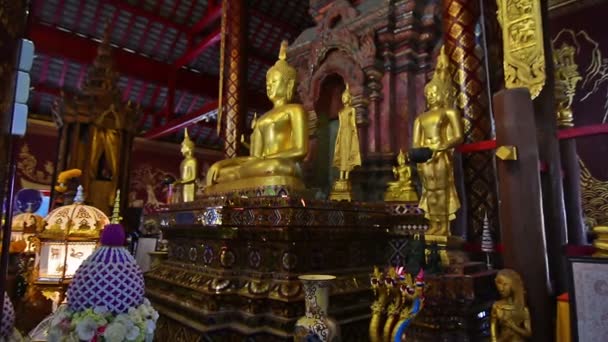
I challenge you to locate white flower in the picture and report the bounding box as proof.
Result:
[125,324,140,341]
[143,298,151,306]
[128,307,143,325]
[75,317,98,341]
[145,319,156,334]
[103,322,127,342]
[93,305,109,315]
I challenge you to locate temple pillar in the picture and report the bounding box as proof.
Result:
[533,0,569,293]
[494,89,554,341]
[219,0,246,158]
[442,0,498,240]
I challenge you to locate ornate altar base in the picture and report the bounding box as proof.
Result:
[144,195,389,340]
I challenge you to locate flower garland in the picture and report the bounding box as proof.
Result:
[47,299,158,342]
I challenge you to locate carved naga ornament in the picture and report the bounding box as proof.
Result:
[497,0,546,98]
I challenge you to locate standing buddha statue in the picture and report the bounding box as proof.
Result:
[491,269,532,341]
[205,40,308,194]
[330,83,361,201]
[174,128,198,202]
[384,150,418,202]
[412,46,464,236]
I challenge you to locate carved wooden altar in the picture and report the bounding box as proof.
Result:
[52,29,139,214]
[289,0,440,201]
[145,195,389,340]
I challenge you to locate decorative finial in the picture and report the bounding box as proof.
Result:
[74,185,85,203]
[182,128,194,149]
[279,40,288,61]
[481,211,494,269]
[110,189,122,224]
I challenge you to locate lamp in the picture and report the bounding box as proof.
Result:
[28,186,109,309]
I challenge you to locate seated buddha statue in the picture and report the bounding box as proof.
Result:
[384,150,419,202]
[205,40,308,194]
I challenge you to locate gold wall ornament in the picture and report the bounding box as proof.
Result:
[579,157,608,227]
[497,0,546,99]
[554,43,582,127]
[330,83,361,202]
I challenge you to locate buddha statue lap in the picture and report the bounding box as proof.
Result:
[205,41,308,195]
[412,46,464,236]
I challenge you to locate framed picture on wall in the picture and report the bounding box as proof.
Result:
[567,256,608,341]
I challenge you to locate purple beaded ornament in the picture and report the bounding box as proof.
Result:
[0,292,15,338]
[66,191,145,314]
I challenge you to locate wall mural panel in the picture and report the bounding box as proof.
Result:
[14,121,58,191]
[551,2,608,225]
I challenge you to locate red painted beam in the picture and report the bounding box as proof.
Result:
[174,27,221,69]
[143,100,219,139]
[558,123,608,140]
[189,5,222,36]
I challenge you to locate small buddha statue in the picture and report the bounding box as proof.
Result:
[205,40,308,193]
[412,46,464,236]
[384,150,419,202]
[173,128,198,202]
[491,269,532,341]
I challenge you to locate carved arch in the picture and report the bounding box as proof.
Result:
[299,48,367,133]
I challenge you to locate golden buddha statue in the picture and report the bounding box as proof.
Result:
[412,46,463,236]
[333,84,361,180]
[174,128,198,202]
[90,103,122,206]
[385,150,419,202]
[491,269,532,341]
[330,83,361,201]
[205,40,308,194]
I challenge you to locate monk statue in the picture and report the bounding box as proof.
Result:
[412,46,463,236]
[384,150,419,202]
[174,128,198,202]
[205,40,308,194]
[491,269,532,341]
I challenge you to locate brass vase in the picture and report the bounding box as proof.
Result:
[294,275,339,341]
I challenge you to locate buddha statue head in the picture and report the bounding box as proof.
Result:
[397,149,407,166]
[181,128,195,157]
[266,40,297,104]
[424,46,455,109]
[341,83,352,105]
